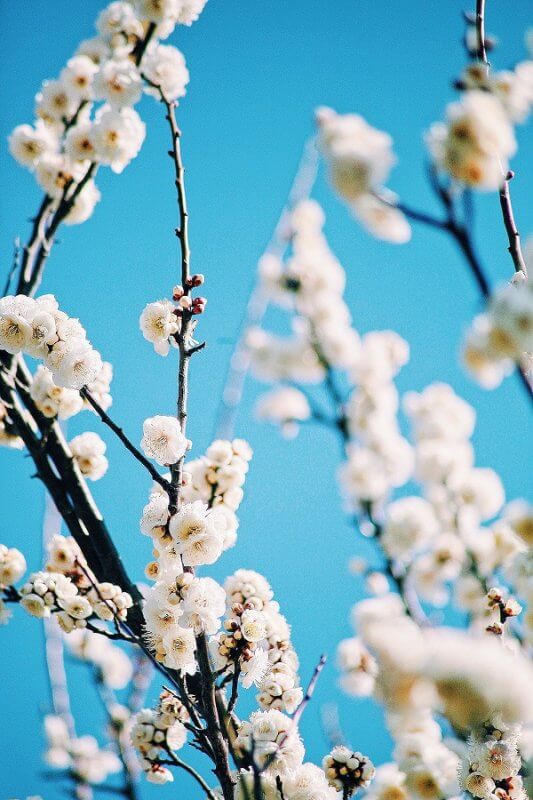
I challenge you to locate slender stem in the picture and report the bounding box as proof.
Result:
[471,2,528,281]
[3,238,21,296]
[261,655,327,773]
[215,138,319,440]
[290,654,327,730]
[80,387,172,492]
[196,633,235,800]
[475,0,489,67]
[446,217,490,298]
[227,666,241,714]
[498,172,527,276]
[162,749,217,800]
[95,674,139,800]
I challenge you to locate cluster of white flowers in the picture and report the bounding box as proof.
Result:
[251,200,360,387]
[234,761,338,800]
[130,690,189,785]
[213,569,303,711]
[0,401,24,450]
[44,713,121,784]
[0,294,103,390]
[458,60,533,124]
[339,331,412,509]
[315,107,410,243]
[427,91,516,190]
[463,279,533,389]
[210,599,270,690]
[235,709,305,775]
[29,360,112,420]
[0,545,27,588]
[398,383,512,610]
[69,431,109,480]
[3,535,133,635]
[249,200,413,510]
[67,627,134,689]
[142,569,221,670]
[323,746,375,796]
[140,438,252,572]
[8,0,203,225]
[460,720,527,800]
[18,568,132,632]
[343,597,533,800]
[139,276,206,355]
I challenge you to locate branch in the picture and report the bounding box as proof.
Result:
[195,633,235,800]
[498,171,527,277]
[290,654,327,730]
[215,138,319,440]
[10,358,145,631]
[3,237,21,296]
[80,387,172,493]
[161,749,217,800]
[475,0,489,68]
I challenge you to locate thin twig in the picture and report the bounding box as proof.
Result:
[475,0,489,68]
[3,237,21,296]
[80,387,172,493]
[215,137,319,440]
[498,171,527,276]
[161,748,217,800]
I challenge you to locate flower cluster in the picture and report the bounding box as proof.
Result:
[339,331,412,509]
[139,274,205,356]
[30,360,112,419]
[457,60,533,124]
[0,545,27,588]
[323,746,375,797]
[344,597,533,800]
[0,294,103,390]
[8,0,203,226]
[19,568,132,632]
[69,431,109,480]
[140,438,252,560]
[463,279,533,389]
[427,91,516,190]
[0,400,24,450]
[234,762,338,800]
[183,438,252,547]
[235,709,305,775]
[210,569,303,710]
[315,107,410,243]
[44,713,122,785]
[130,690,189,785]
[67,627,134,689]
[142,569,223,670]
[460,721,527,800]
[3,535,133,635]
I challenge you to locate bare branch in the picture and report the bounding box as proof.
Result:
[80,387,172,493]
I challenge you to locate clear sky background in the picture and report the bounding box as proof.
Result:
[0,1,532,797]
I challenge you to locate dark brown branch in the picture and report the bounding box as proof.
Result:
[80,387,172,493]
[196,633,235,800]
[4,238,21,296]
[11,357,145,632]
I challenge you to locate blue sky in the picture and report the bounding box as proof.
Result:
[0,1,532,797]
